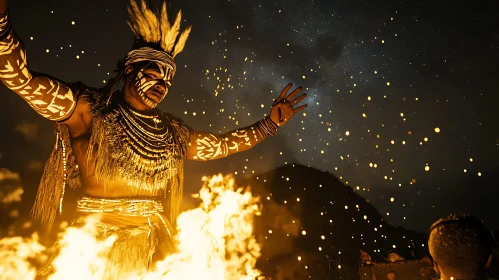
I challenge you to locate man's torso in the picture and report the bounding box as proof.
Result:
[61,86,187,198]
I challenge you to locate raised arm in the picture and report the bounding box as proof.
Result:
[0,5,77,121]
[187,83,307,161]
[187,117,278,161]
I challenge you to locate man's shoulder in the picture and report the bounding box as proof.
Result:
[58,82,96,126]
[69,81,107,106]
[162,112,192,141]
[62,81,109,122]
[163,112,186,124]
[68,81,89,93]
[68,81,103,95]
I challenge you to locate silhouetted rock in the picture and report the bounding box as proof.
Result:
[236,164,428,279]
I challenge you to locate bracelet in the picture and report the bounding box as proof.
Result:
[255,116,279,139]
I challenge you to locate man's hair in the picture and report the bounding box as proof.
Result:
[100,58,152,94]
[429,214,493,275]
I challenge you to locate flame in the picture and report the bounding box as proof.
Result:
[48,219,117,279]
[0,233,45,279]
[141,174,262,279]
[0,174,262,279]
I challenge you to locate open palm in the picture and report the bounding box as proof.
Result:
[270,83,308,127]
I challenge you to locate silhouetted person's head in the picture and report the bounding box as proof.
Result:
[428,214,494,280]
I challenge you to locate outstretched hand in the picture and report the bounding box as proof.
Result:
[269,83,308,127]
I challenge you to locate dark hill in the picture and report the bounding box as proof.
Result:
[236,164,429,279]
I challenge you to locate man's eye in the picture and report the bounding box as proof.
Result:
[145,74,163,80]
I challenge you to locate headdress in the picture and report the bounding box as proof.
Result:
[125,0,191,79]
[101,0,191,94]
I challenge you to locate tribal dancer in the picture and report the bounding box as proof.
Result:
[0,0,307,277]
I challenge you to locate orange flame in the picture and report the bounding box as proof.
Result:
[0,174,262,279]
[0,233,45,279]
[141,174,262,279]
[49,219,117,279]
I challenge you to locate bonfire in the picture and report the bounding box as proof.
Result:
[0,174,262,280]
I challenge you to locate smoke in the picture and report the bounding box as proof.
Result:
[13,123,39,141]
[0,169,24,205]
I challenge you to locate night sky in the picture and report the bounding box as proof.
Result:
[0,0,498,233]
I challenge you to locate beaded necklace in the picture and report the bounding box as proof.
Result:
[87,91,188,193]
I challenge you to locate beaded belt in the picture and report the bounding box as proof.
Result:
[76,197,164,217]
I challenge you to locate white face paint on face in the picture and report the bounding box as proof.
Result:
[133,61,174,109]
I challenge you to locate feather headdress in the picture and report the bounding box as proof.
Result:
[127,0,191,58]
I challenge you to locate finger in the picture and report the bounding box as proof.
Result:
[291,93,307,106]
[293,104,307,114]
[286,86,302,101]
[274,83,293,105]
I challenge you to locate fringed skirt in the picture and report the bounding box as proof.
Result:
[39,197,177,279]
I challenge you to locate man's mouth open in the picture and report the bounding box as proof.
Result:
[147,90,165,102]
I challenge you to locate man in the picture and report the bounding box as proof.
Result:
[0,0,307,277]
[428,214,497,280]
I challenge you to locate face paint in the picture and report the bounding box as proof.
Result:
[133,62,173,108]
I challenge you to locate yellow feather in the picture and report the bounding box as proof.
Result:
[127,0,190,57]
[141,0,159,42]
[165,10,182,53]
[160,1,170,51]
[130,0,147,41]
[172,25,191,58]
[127,1,142,37]
[138,0,152,42]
